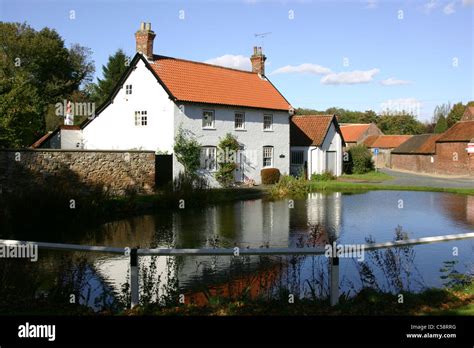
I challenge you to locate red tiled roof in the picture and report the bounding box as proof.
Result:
[31,131,53,148]
[340,124,371,142]
[392,134,442,154]
[437,121,474,142]
[290,115,335,146]
[363,135,412,149]
[150,55,291,111]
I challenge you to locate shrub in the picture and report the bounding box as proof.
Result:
[346,144,374,174]
[261,168,281,185]
[173,126,201,174]
[269,174,308,197]
[311,171,336,182]
[215,133,240,188]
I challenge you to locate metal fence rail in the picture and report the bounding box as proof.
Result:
[1,231,473,308]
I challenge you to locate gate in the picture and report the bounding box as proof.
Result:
[155,154,173,186]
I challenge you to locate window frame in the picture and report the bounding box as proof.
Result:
[290,150,304,166]
[202,109,216,129]
[263,146,274,168]
[234,111,245,130]
[125,84,133,95]
[134,110,148,126]
[263,114,273,131]
[200,146,217,171]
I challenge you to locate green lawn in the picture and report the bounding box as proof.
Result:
[340,171,394,182]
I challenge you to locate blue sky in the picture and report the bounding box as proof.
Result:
[1,0,473,121]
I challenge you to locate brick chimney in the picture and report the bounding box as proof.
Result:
[250,46,266,76]
[135,22,156,61]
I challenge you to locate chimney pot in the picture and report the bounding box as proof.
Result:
[135,22,156,61]
[250,46,266,76]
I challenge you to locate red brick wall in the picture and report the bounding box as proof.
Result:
[391,154,435,174]
[435,142,471,176]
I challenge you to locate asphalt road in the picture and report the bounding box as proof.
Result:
[379,168,474,188]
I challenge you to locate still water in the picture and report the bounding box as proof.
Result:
[8,191,474,309]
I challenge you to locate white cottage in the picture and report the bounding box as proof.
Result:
[290,115,344,178]
[37,22,294,186]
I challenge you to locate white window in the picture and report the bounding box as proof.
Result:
[134,111,148,126]
[200,146,217,171]
[263,114,273,131]
[235,112,245,130]
[202,110,215,129]
[263,146,273,168]
[126,84,132,95]
[291,151,304,165]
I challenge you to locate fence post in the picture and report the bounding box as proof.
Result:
[330,256,339,306]
[130,248,139,308]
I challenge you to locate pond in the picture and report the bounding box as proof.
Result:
[2,190,474,311]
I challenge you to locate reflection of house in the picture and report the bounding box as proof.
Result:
[290,115,344,177]
[391,121,474,176]
[340,123,382,148]
[363,135,412,168]
[306,192,342,240]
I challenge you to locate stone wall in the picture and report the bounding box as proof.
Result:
[391,153,435,174]
[0,150,155,196]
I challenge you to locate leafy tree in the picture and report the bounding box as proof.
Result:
[434,115,448,134]
[377,113,425,135]
[215,133,240,187]
[173,126,201,174]
[88,49,130,105]
[0,22,94,147]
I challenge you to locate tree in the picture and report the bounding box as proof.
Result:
[346,144,374,174]
[88,49,130,105]
[446,102,465,127]
[432,103,451,124]
[377,113,425,135]
[0,22,94,147]
[434,115,448,134]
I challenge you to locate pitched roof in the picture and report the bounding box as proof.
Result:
[363,135,412,149]
[150,55,291,111]
[339,124,371,142]
[392,134,442,154]
[290,115,340,146]
[31,131,53,148]
[437,121,474,142]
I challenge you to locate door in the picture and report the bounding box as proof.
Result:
[326,151,337,175]
[155,154,173,187]
[234,147,244,182]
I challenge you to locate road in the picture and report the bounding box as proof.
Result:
[379,168,474,188]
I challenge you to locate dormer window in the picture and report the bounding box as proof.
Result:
[126,84,132,95]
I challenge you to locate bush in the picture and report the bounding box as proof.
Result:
[261,168,281,185]
[346,145,374,174]
[215,133,240,188]
[311,171,336,181]
[269,174,309,197]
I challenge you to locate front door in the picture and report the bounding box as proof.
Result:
[234,147,244,182]
[326,151,337,175]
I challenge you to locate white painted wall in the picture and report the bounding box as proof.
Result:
[82,59,175,153]
[173,103,290,186]
[60,129,83,149]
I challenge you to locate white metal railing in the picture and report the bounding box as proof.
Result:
[1,231,474,308]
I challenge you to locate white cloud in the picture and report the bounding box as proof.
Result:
[320,68,380,85]
[443,1,456,14]
[365,0,378,9]
[270,63,332,75]
[380,98,422,116]
[423,0,439,13]
[205,54,251,71]
[380,77,413,86]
